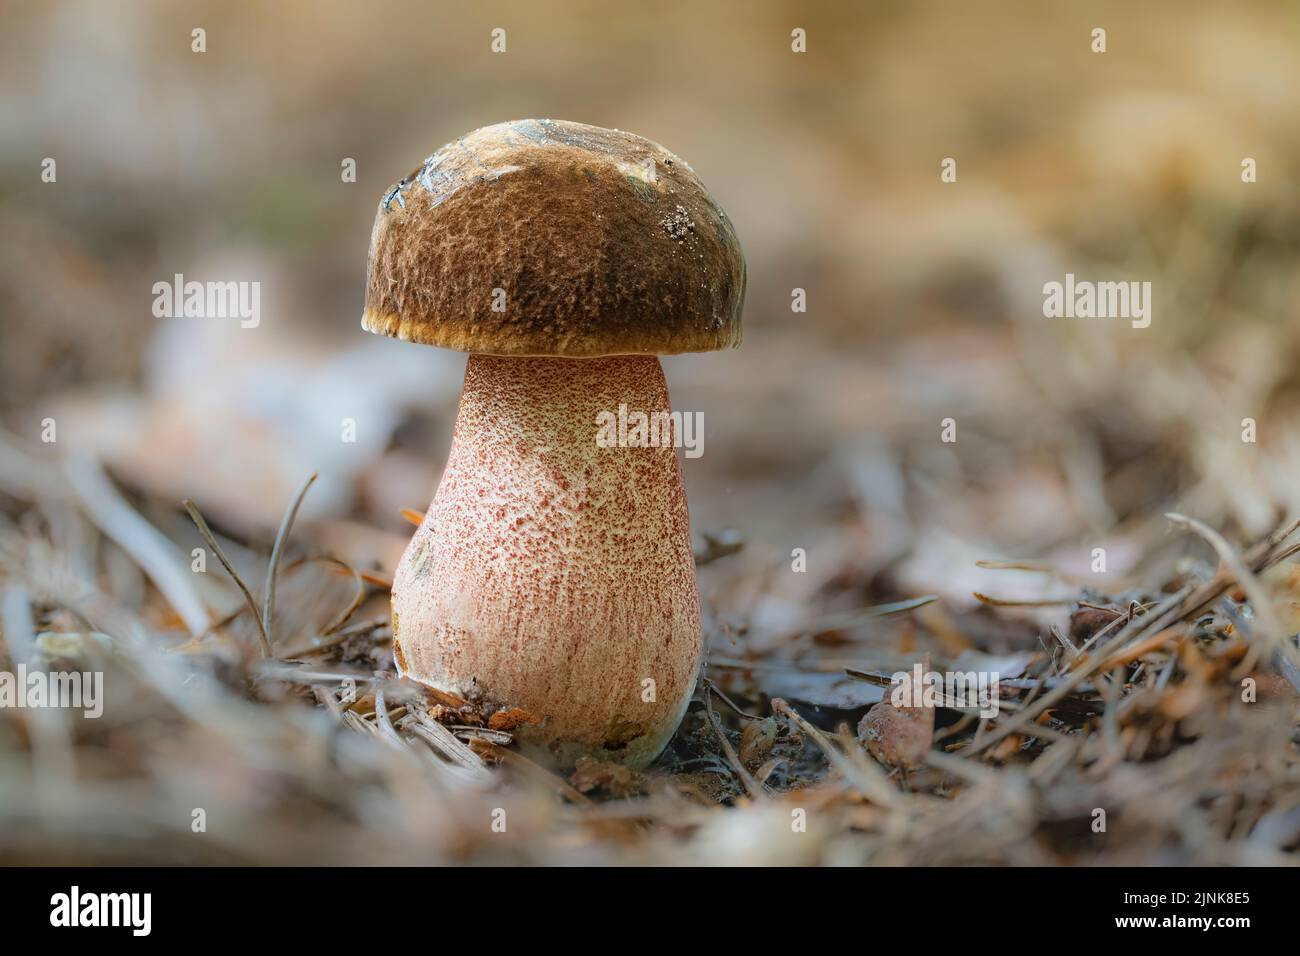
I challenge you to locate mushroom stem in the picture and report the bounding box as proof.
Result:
[392,354,703,768]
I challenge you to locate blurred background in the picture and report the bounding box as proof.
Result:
[1,0,1299,864]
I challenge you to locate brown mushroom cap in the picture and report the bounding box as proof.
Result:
[362,119,745,356]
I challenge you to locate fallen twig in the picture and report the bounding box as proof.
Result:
[262,472,318,650]
[184,499,271,657]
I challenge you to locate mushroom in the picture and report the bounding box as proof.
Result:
[363,119,745,768]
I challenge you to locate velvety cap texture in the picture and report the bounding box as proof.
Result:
[362,119,745,356]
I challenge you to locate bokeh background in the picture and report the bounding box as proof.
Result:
[2,1,1299,864]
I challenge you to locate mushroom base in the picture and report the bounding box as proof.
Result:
[391,354,703,769]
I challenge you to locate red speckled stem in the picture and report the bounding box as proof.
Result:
[392,354,702,768]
